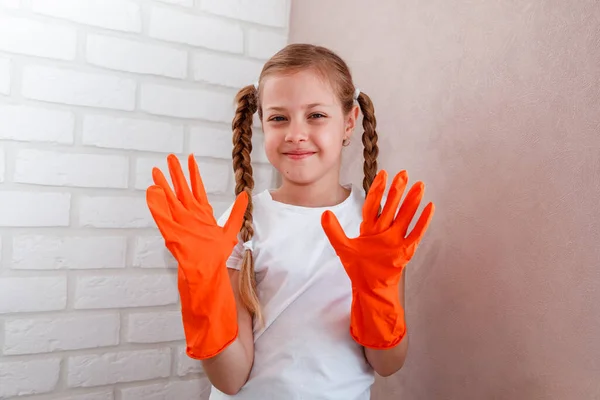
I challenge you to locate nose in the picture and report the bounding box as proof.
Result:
[284,119,308,143]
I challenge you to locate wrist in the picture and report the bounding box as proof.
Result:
[349,282,406,350]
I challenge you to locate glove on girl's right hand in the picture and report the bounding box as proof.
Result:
[146,154,248,359]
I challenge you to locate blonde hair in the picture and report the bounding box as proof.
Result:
[231,43,379,323]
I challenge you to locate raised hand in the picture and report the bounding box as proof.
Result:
[321,170,434,349]
[147,154,248,359]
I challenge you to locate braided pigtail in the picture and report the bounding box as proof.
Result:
[356,91,379,195]
[232,84,262,325]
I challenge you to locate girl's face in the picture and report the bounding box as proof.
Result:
[260,69,359,188]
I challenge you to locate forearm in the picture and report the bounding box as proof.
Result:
[202,335,253,395]
[364,268,408,377]
[201,268,254,395]
[365,332,408,377]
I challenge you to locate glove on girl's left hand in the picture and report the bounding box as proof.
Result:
[321,170,435,349]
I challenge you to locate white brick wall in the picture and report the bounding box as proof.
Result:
[0,192,71,227]
[11,235,127,270]
[22,66,137,111]
[0,277,67,313]
[4,314,120,354]
[0,358,61,398]
[0,0,288,397]
[0,15,77,60]
[120,380,209,400]
[127,311,185,343]
[0,56,10,94]
[31,0,142,33]
[86,35,188,79]
[0,104,75,143]
[68,348,171,387]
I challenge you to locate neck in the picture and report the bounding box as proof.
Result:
[271,174,351,208]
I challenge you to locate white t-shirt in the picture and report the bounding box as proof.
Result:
[209,184,375,400]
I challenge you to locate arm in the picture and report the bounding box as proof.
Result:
[202,269,255,395]
[321,170,433,378]
[364,269,409,377]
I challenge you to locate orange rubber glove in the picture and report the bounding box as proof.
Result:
[146,154,248,359]
[321,170,435,349]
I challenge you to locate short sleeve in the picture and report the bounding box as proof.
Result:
[216,202,244,270]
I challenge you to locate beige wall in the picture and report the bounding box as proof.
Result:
[290,1,599,399]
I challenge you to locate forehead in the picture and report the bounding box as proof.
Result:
[261,69,338,107]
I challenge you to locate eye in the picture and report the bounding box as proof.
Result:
[268,116,286,122]
[309,113,326,119]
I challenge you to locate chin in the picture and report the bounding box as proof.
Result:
[281,172,318,186]
[279,166,336,187]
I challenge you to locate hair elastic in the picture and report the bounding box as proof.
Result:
[243,240,253,252]
[353,88,361,100]
[253,81,259,90]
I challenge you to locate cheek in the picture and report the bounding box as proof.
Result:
[312,124,344,152]
[262,134,280,161]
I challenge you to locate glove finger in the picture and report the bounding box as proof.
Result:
[188,154,206,204]
[362,170,387,235]
[167,154,196,209]
[321,210,351,251]
[376,170,408,232]
[393,181,425,237]
[152,167,186,219]
[223,191,249,239]
[188,154,215,220]
[146,186,182,251]
[406,202,435,245]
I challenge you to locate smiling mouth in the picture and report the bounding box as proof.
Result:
[283,151,316,160]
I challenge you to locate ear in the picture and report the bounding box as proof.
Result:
[345,104,360,138]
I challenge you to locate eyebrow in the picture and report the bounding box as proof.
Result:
[265,103,332,112]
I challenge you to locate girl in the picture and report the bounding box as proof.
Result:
[146,44,434,399]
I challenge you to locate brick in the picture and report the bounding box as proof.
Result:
[120,379,209,400]
[202,0,289,27]
[247,28,287,60]
[153,0,193,6]
[0,359,61,398]
[132,236,176,269]
[0,0,20,8]
[0,15,77,60]
[0,277,67,313]
[31,0,141,33]
[78,196,153,228]
[82,114,184,153]
[189,126,233,159]
[139,83,234,122]
[68,348,171,388]
[0,104,74,143]
[54,391,114,400]
[252,133,269,163]
[4,314,119,355]
[136,156,230,194]
[0,192,70,227]
[254,163,275,192]
[0,145,4,182]
[12,235,126,270]
[22,65,136,111]
[127,311,184,343]
[0,56,9,94]
[176,345,205,376]
[215,129,270,164]
[87,34,187,79]
[74,274,178,309]
[192,52,262,88]
[148,7,243,53]
[209,197,236,219]
[15,149,129,188]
